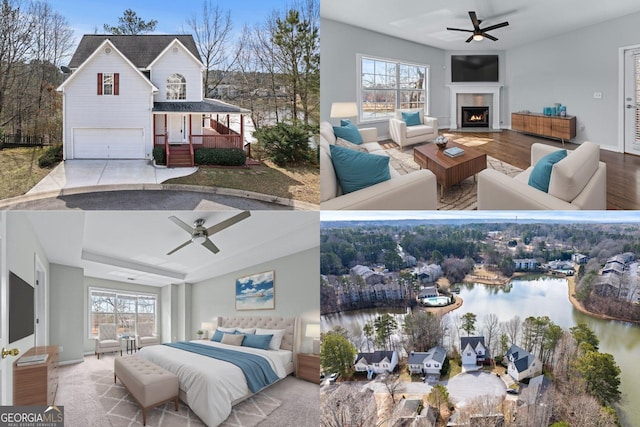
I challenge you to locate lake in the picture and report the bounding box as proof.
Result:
[321,276,640,427]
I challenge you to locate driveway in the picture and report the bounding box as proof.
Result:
[27,160,197,194]
[442,371,506,406]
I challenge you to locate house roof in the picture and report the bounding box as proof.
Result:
[408,346,446,365]
[153,99,249,114]
[355,351,395,364]
[460,336,485,351]
[506,344,537,373]
[68,35,202,69]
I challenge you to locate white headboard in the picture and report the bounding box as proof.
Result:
[217,316,297,352]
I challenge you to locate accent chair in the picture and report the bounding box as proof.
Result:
[95,323,122,359]
[136,323,160,350]
[389,109,438,149]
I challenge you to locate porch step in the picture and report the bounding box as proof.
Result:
[167,145,193,167]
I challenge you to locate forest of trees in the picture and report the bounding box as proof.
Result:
[0,0,319,146]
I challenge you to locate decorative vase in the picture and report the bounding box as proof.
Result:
[435,136,448,149]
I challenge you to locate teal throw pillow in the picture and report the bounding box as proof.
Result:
[329,144,390,193]
[242,334,273,350]
[401,111,421,126]
[528,149,567,192]
[333,120,363,144]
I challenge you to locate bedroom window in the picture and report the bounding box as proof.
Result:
[89,288,157,338]
[97,73,119,96]
[357,55,429,122]
[167,73,186,100]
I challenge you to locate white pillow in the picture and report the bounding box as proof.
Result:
[217,327,236,333]
[236,327,256,334]
[255,328,286,350]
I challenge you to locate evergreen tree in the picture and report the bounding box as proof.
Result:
[320,332,356,381]
[575,350,621,405]
[104,9,157,35]
[461,312,477,336]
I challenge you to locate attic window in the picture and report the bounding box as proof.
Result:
[167,73,186,100]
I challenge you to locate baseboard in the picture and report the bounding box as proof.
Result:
[59,358,84,366]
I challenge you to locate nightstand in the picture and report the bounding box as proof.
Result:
[296,353,320,384]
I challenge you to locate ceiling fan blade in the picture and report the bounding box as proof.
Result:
[202,238,220,254]
[465,35,474,43]
[167,239,193,255]
[205,211,251,236]
[469,11,480,30]
[481,21,509,32]
[447,27,473,32]
[484,33,499,41]
[169,216,195,235]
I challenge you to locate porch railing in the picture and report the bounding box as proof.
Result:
[1,134,45,148]
[190,134,243,150]
[210,118,240,136]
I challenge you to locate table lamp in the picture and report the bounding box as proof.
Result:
[305,323,321,354]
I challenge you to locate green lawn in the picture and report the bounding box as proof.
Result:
[166,160,319,205]
[0,147,55,199]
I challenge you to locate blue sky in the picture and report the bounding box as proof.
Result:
[320,211,640,223]
[50,0,291,44]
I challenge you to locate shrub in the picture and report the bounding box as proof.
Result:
[152,146,166,165]
[194,148,246,166]
[253,122,313,166]
[38,144,63,168]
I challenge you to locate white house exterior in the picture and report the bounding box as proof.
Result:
[514,259,538,270]
[58,35,248,166]
[407,346,447,375]
[505,344,542,381]
[460,336,487,366]
[354,351,398,374]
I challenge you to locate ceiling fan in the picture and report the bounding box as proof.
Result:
[447,11,509,42]
[167,211,251,255]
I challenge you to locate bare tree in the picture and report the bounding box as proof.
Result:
[382,374,405,404]
[321,384,381,427]
[503,315,522,347]
[482,313,500,359]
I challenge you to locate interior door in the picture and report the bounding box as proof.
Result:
[34,255,46,347]
[624,48,640,156]
[168,115,188,143]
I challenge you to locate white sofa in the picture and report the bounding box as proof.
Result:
[389,109,438,149]
[478,141,606,210]
[320,121,437,210]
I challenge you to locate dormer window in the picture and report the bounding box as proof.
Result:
[167,73,186,100]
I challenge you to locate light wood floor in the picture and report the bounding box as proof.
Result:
[386,130,640,210]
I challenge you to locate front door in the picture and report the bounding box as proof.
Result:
[623,48,640,156]
[168,115,188,144]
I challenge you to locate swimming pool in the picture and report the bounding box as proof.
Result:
[422,296,451,306]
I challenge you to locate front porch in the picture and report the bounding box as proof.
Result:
[153,99,250,167]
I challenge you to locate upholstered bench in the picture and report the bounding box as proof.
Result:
[114,356,179,426]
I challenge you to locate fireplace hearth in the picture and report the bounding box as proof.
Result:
[461,106,489,128]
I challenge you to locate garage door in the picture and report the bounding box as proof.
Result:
[73,128,145,159]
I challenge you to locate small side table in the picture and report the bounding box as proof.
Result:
[296,353,320,384]
[123,337,137,354]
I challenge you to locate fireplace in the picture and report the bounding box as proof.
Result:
[461,106,489,128]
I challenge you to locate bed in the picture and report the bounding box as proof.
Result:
[137,316,296,426]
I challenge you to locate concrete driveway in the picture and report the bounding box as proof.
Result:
[27,160,197,194]
[442,371,506,406]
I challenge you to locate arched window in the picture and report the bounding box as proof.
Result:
[167,74,186,100]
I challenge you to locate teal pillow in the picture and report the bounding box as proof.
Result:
[242,333,273,350]
[401,111,421,126]
[329,144,390,193]
[333,121,363,144]
[528,149,567,192]
[211,329,226,342]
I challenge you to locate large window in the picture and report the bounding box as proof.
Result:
[358,55,428,122]
[167,73,186,100]
[89,288,157,338]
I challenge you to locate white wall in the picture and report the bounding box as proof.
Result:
[321,18,448,139]
[49,264,84,364]
[506,10,640,149]
[150,42,203,102]
[191,247,320,353]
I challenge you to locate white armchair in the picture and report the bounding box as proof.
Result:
[136,323,160,350]
[478,141,606,210]
[95,324,122,359]
[389,109,438,149]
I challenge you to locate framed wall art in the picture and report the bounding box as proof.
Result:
[235,270,275,310]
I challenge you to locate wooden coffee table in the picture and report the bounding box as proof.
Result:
[414,141,487,200]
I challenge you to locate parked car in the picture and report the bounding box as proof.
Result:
[328,373,339,383]
[507,388,519,395]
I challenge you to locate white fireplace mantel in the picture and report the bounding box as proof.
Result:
[446,84,503,130]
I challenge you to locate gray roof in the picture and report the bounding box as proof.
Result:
[68,35,202,69]
[153,100,249,114]
[356,351,395,364]
[408,346,446,365]
[506,344,536,373]
[460,336,486,351]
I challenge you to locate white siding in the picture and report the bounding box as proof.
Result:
[150,43,203,102]
[62,47,154,159]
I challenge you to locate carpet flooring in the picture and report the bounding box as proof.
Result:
[383,140,523,210]
[56,354,320,427]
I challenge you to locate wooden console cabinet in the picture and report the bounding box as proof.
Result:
[296,353,320,384]
[512,112,576,142]
[14,346,59,405]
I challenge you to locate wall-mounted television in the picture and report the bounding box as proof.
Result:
[9,271,34,343]
[451,55,499,82]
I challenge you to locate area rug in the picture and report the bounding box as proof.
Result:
[93,369,282,427]
[384,142,523,210]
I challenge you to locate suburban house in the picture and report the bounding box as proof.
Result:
[57,35,249,167]
[354,350,399,374]
[407,346,447,375]
[504,344,543,382]
[513,259,538,271]
[320,2,640,211]
[460,336,488,366]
